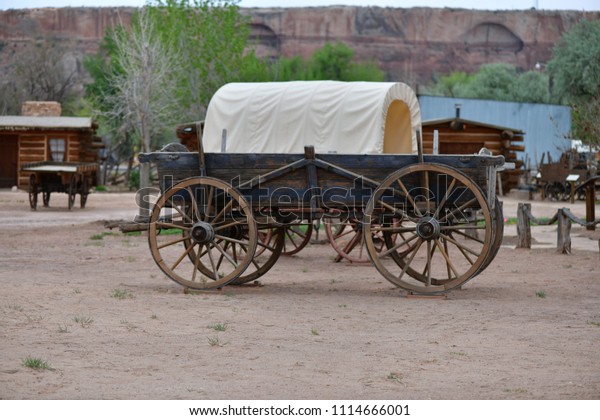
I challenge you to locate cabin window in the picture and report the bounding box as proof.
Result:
[49,138,66,162]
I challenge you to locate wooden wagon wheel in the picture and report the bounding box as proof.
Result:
[67,174,77,210]
[281,223,313,256]
[228,227,285,285]
[478,197,504,274]
[324,217,385,263]
[544,182,566,202]
[80,176,90,209]
[148,177,257,290]
[28,174,38,210]
[42,190,51,207]
[183,226,283,286]
[364,163,493,294]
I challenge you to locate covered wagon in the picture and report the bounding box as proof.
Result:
[140,81,506,295]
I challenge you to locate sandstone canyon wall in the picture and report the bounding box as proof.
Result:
[1,6,599,86]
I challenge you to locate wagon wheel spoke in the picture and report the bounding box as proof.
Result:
[326,218,373,263]
[443,233,475,265]
[203,186,215,221]
[148,177,257,290]
[365,163,493,294]
[282,224,312,256]
[229,227,285,285]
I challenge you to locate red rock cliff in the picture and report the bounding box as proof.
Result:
[1,6,598,84]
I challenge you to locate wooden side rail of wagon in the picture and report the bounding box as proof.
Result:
[21,161,98,210]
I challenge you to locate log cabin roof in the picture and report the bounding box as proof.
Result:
[0,116,95,132]
[422,117,525,134]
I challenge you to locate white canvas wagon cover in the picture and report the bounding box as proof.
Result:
[203,81,421,154]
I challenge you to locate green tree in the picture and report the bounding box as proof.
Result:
[511,71,550,104]
[147,0,254,119]
[547,19,600,102]
[425,63,552,105]
[461,63,517,101]
[272,42,385,82]
[427,71,473,97]
[547,19,600,146]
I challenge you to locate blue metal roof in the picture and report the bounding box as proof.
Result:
[418,95,572,167]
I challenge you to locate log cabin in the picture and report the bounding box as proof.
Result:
[0,102,103,189]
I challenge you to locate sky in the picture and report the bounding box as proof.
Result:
[0,0,599,11]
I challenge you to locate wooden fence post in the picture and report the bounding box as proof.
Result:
[586,182,596,231]
[516,203,531,248]
[557,208,572,254]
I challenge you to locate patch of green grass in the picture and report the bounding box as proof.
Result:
[150,314,158,320]
[111,289,134,299]
[587,321,600,327]
[504,217,550,226]
[89,232,118,241]
[95,185,108,192]
[387,372,404,384]
[157,228,183,235]
[503,388,528,394]
[302,268,309,273]
[120,319,138,331]
[311,328,319,336]
[208,323,228,332]
[124,231,141,237]
[8,304,23,312]
[450,351,467,357]
[126,256,136,263]
[535,291,546,299]
[338,304,347,308]
[207,336,226,347]
[25,314,43,323]
[73,316,94,327]
[22,357,52,370]
[57,324,69,333]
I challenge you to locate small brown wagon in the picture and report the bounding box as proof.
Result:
[21,161,98,210]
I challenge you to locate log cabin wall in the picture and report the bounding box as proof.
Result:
[422,119,525,193]
[0,126,102,189]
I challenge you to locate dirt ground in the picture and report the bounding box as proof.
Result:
[0,189,598,399]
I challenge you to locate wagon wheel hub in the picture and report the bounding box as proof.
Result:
[190,221,215,244]
[416,216,441,240]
